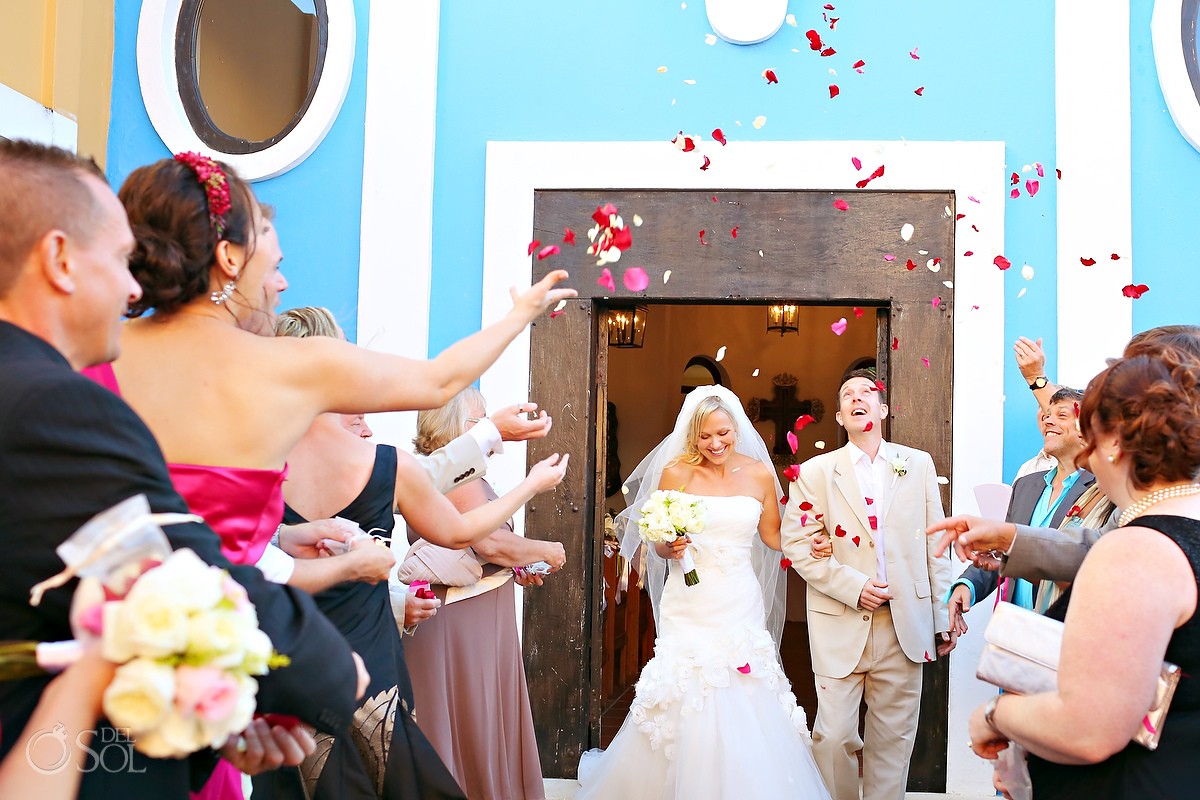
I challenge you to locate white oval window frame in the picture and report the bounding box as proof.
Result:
[137,0,356,181]
[705,0,788,45]
[1152,0,1200,153]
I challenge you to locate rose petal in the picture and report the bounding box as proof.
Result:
[853,307,864,318]
[784,464,802,482]
[715,345,727,361]
[829,84,840,99]
[868,515,878,530]
[731,226,739,239]
[1080,257,1096,266]
[864,420,873,432]
[1036,162,1045,177]
[737,663,752,674]
[700,155,711,171]
[905,259,918,271]
[900,223,915,242]
[963,250,974,257]
[932,297,941,308]
[1010,172,1020,186]
[622,267,649,292]
[1026,179,1040,197]
[1111,253,1121,260]
[852,59,866,69]
[910,46,920,59]
[855,164,885,189]
[562,228,576,246]
[753,115,767,129]
[537,245,560,261]
[1122,283,1150,298]
[780,557,792,569]
[874,379,887,392]
[914,86,925,96]
[834,524,847,537]
[883,254,896,262]
[799,501,814,511]
[663,269,672,284]
[787,431,799,454]
[852,535,861,546]
[597,268,615,292]
[891,336,899,350]
[763,69,779,84]
[833,198,849,211]
[698,229,708,246]
[852,156,862,170]
[1010,188,1020,199]
[994,255,1012,270]
[806,30,823,51]
[795,415,816,432]
[527,240,541,256]
[712,127,727,145]
[549,310,565,319]
[1021,264,1035,280]
[831,317,848,336]
[821,47,837,57]
[922,357,930,368]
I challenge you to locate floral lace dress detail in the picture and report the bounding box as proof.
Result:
[577,495,830,800]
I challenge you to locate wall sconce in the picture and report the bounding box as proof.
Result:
[607,305,648,348]
[767,304,799,336]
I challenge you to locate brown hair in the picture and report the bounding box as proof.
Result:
[670,395,737,467]
[1077,346,1200,490]
[1124,325,1200,360]
[838,368,884,403]
[0,139,106,296]
[274,306,342,340]
[414,387,485,455]
[118,156,259,317]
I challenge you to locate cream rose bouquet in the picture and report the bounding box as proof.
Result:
[638,490,706,586]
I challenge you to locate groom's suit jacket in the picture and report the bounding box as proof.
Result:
[782,441,952,678]
[0,321,357,798]
[956,469,1095,601]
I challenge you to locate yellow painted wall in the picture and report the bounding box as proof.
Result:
[0,0,114,164]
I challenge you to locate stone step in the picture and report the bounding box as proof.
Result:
[544,779,993,800]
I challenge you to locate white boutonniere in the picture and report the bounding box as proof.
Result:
[889,456,909,479]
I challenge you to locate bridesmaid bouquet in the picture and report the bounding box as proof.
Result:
[638,490,706,586]
[6,495,288,758]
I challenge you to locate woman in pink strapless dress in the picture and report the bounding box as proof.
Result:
[101,155,572,799]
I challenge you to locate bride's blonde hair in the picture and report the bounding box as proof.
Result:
[668,395,737,467]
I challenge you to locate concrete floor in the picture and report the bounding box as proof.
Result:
[544,779,994,799]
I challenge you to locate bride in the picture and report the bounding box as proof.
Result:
[577,386,831,799]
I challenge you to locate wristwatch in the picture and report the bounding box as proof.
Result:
[1027,375,1048,391]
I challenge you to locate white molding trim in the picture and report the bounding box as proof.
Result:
[1056,1,1133,386]
[705,0,788,45]
[1152,0,1200,153]
[482,139,1004,793]
[355,0,441,469]
[136,0,355,181]
[0,83,78,150]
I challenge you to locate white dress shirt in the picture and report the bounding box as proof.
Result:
[846,439,890,583]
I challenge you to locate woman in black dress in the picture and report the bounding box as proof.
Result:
[968,345,1200,799]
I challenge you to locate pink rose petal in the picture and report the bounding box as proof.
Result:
[712,127,727,145]
[832,198,849,211]
[537,245,560,261]
[597,268,615,292]
[737,663,752,674]
[1026,179,1040,197]
[922,357,930,368]
[851,156,862,170]
[787,431,799,454]
[932,297,942,308]
[831,317,848,336]
[622,267,649,292]
[994,255,1012,270]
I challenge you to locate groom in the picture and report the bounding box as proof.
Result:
[782,371,954,800]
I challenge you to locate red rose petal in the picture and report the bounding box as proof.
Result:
[731,226,739,239]
[1122,283,1150,299]
[1010,172,1019,186]
[737,663,752,674]
[806,30,823,51]
[914,86,925,96]
[852,156,862,170]
[597,268,615,292]
[549,310,565,319]
[963,250,974,257]
[783,464,801,482]
[562,227,576,246]
[1080,257,1096,266]
[763,69,779,84]
[712,195,718,203]
[834,524,847,538]
[851,534,861,546]
[622,267,649,292]
[527,240,541,256]
[855,164,886,189]
[891,336,899,351]
[874,379,887,392]
[537,245,560,260]
[795,414,816,431]
[833,198,849,211]
[863,420,873,432]
[672,133,696,153]
[611,226,633,251]
[853,307,864,318]
[820,47,837,57]
[592,204,617,226]
[852,59,866,69]
[956,213,966,220]
[700,155,711,171]
[712,127,727,145]
[1111,253,1121,260]
[1056,168,1062,179]
[698,229,708,246]
[815,514,824,521]
[799,501,814,511]
[905,259,917,271]
[924,651,933,662]
[994,255,1012,270]
[829,84,840,99]
[1068,505,1081,518]
[1010,188,1020,199]
[865,497,874,505]
[780,557,792,570]
[787,431,799,454]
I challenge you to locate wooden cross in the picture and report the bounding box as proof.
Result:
[750,375,822,456]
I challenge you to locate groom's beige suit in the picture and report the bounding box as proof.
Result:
[782,440,952,800]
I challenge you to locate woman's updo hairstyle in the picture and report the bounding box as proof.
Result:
[1078,345,1200,490]
[119,157,257,317]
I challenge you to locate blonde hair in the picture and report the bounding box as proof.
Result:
[669,395,737,467]
[273,306,342,339]
[414,386,485,455]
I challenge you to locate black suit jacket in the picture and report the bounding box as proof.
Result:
[958,468,1096,601]
[0,321,357,797]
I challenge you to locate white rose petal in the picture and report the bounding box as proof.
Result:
[106,592,190,659]
[104,658,176,735]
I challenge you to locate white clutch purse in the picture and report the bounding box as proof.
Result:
[976,602,1181,751]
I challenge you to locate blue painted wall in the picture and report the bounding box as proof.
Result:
[430,1,1058,479]
[106,0,370,340]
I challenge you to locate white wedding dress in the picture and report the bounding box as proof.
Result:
[577,494,831,799]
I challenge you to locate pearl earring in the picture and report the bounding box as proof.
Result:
[210,280,237,306]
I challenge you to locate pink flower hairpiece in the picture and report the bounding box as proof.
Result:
[174,152,232,239]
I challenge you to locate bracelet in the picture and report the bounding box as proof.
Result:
[984,694,1002,733]
[270,524,283,548]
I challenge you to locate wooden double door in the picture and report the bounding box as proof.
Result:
[518,189,954,789]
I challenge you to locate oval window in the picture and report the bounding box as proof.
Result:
[181,0,324,151]
[137,0,355,180]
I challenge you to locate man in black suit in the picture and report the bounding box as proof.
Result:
[947,388,1093,628]
[0,140,361,795]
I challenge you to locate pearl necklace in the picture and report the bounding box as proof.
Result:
[1117,483,1200,527]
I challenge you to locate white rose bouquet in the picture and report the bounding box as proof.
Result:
[5,496,288,759]
[638,490,706,586]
